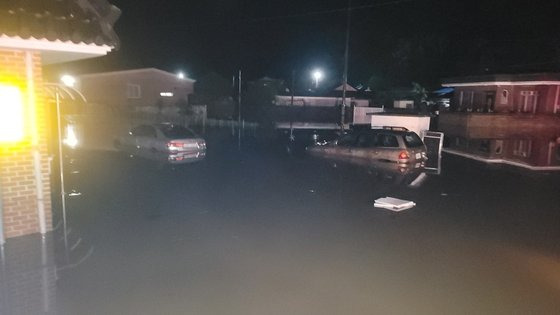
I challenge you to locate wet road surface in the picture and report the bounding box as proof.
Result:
[5,134,560,314]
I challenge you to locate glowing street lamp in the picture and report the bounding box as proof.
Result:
[312,69,323,88]
[60,74,76,87]
[0,85,25,142]
[177,71,185,80]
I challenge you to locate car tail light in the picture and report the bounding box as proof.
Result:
[398,151,410,161]
[167,141,184,151]
[167,141,183,147]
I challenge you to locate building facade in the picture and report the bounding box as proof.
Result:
[0,0,120,241]
[77,68,195,110]
[439,73,560,169]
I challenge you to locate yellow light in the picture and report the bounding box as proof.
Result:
[0,85,25,142]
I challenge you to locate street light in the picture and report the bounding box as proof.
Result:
[60,74,76,87]
[177,71,185,80]
[312,69,323,88]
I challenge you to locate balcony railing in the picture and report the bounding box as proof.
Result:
[439,111,560,139]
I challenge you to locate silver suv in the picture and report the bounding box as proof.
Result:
[308,127,427,164]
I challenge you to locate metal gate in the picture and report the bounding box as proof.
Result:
[422,131,444,174]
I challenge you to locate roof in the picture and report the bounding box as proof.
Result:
[334,83,357,92]
[77,68,196,82]
[442,73,560,87]
[433,87,454,96]
[0,0,120,48]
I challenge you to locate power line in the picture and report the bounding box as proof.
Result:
[137,0,415,30]
[242,0,415,23]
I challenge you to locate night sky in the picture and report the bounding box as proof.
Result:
[48,0,560,89]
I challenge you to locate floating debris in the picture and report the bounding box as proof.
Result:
[374,197,416,212]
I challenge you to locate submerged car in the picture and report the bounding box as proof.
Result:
[114,123,206,164]
[308,127,427,165]
[314,153,427,188]
[279,129,340,155]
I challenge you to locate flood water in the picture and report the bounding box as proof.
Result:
[2,133,560,314]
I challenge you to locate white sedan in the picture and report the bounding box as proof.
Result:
[115,123,206,164]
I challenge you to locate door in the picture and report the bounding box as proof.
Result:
[132,125,158,159]
[353,132,379,162]
[484,91,495,112]
[376,133,401,162]
[422,131,444,173]
[333,133,357,158]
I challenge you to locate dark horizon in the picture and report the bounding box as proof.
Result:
[46,0,560,89]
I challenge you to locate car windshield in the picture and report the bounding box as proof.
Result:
[157,124,197,139]
[403,132,424,148]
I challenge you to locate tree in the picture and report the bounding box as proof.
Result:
[411,82,429,113]
[192,72,235,119]
[244,77,286,122]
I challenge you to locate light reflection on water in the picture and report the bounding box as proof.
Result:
[0,234,57,315]
[0,229,93,315]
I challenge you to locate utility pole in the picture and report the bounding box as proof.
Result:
[237,70,242,150]
[341,0,351,133]
[290,69,295,140]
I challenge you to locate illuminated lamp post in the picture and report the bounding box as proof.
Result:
[56,75,79,251]
[60,74,76,88]
[312,69,323,89]
[0,85,25,247]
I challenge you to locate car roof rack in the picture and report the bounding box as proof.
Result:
[371,126,409,131]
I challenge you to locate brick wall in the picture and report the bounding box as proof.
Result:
[0,49,53,239]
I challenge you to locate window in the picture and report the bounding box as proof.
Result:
[478,140,490,153]
[337,133,357,147]
[378,134,399,147]
[403,132,424,148]
[131,125,156,137]
[484,91,496,112]
[356,133,376,148]
[460,91,474,111]
[547,140,560,166]
[513,139,532,158]
[555,86,560,114]
[500,89,509,105]
[157,124,196,139]
[495,140,503,155]
[127,84,142,99]
[518,91,538,113]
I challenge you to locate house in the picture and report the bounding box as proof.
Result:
[271,88,372,130]
[74,68,201,150]
[438,73,560,170]
[77,68,195,111]
[0,0,120,241]
[0,0,119,313]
